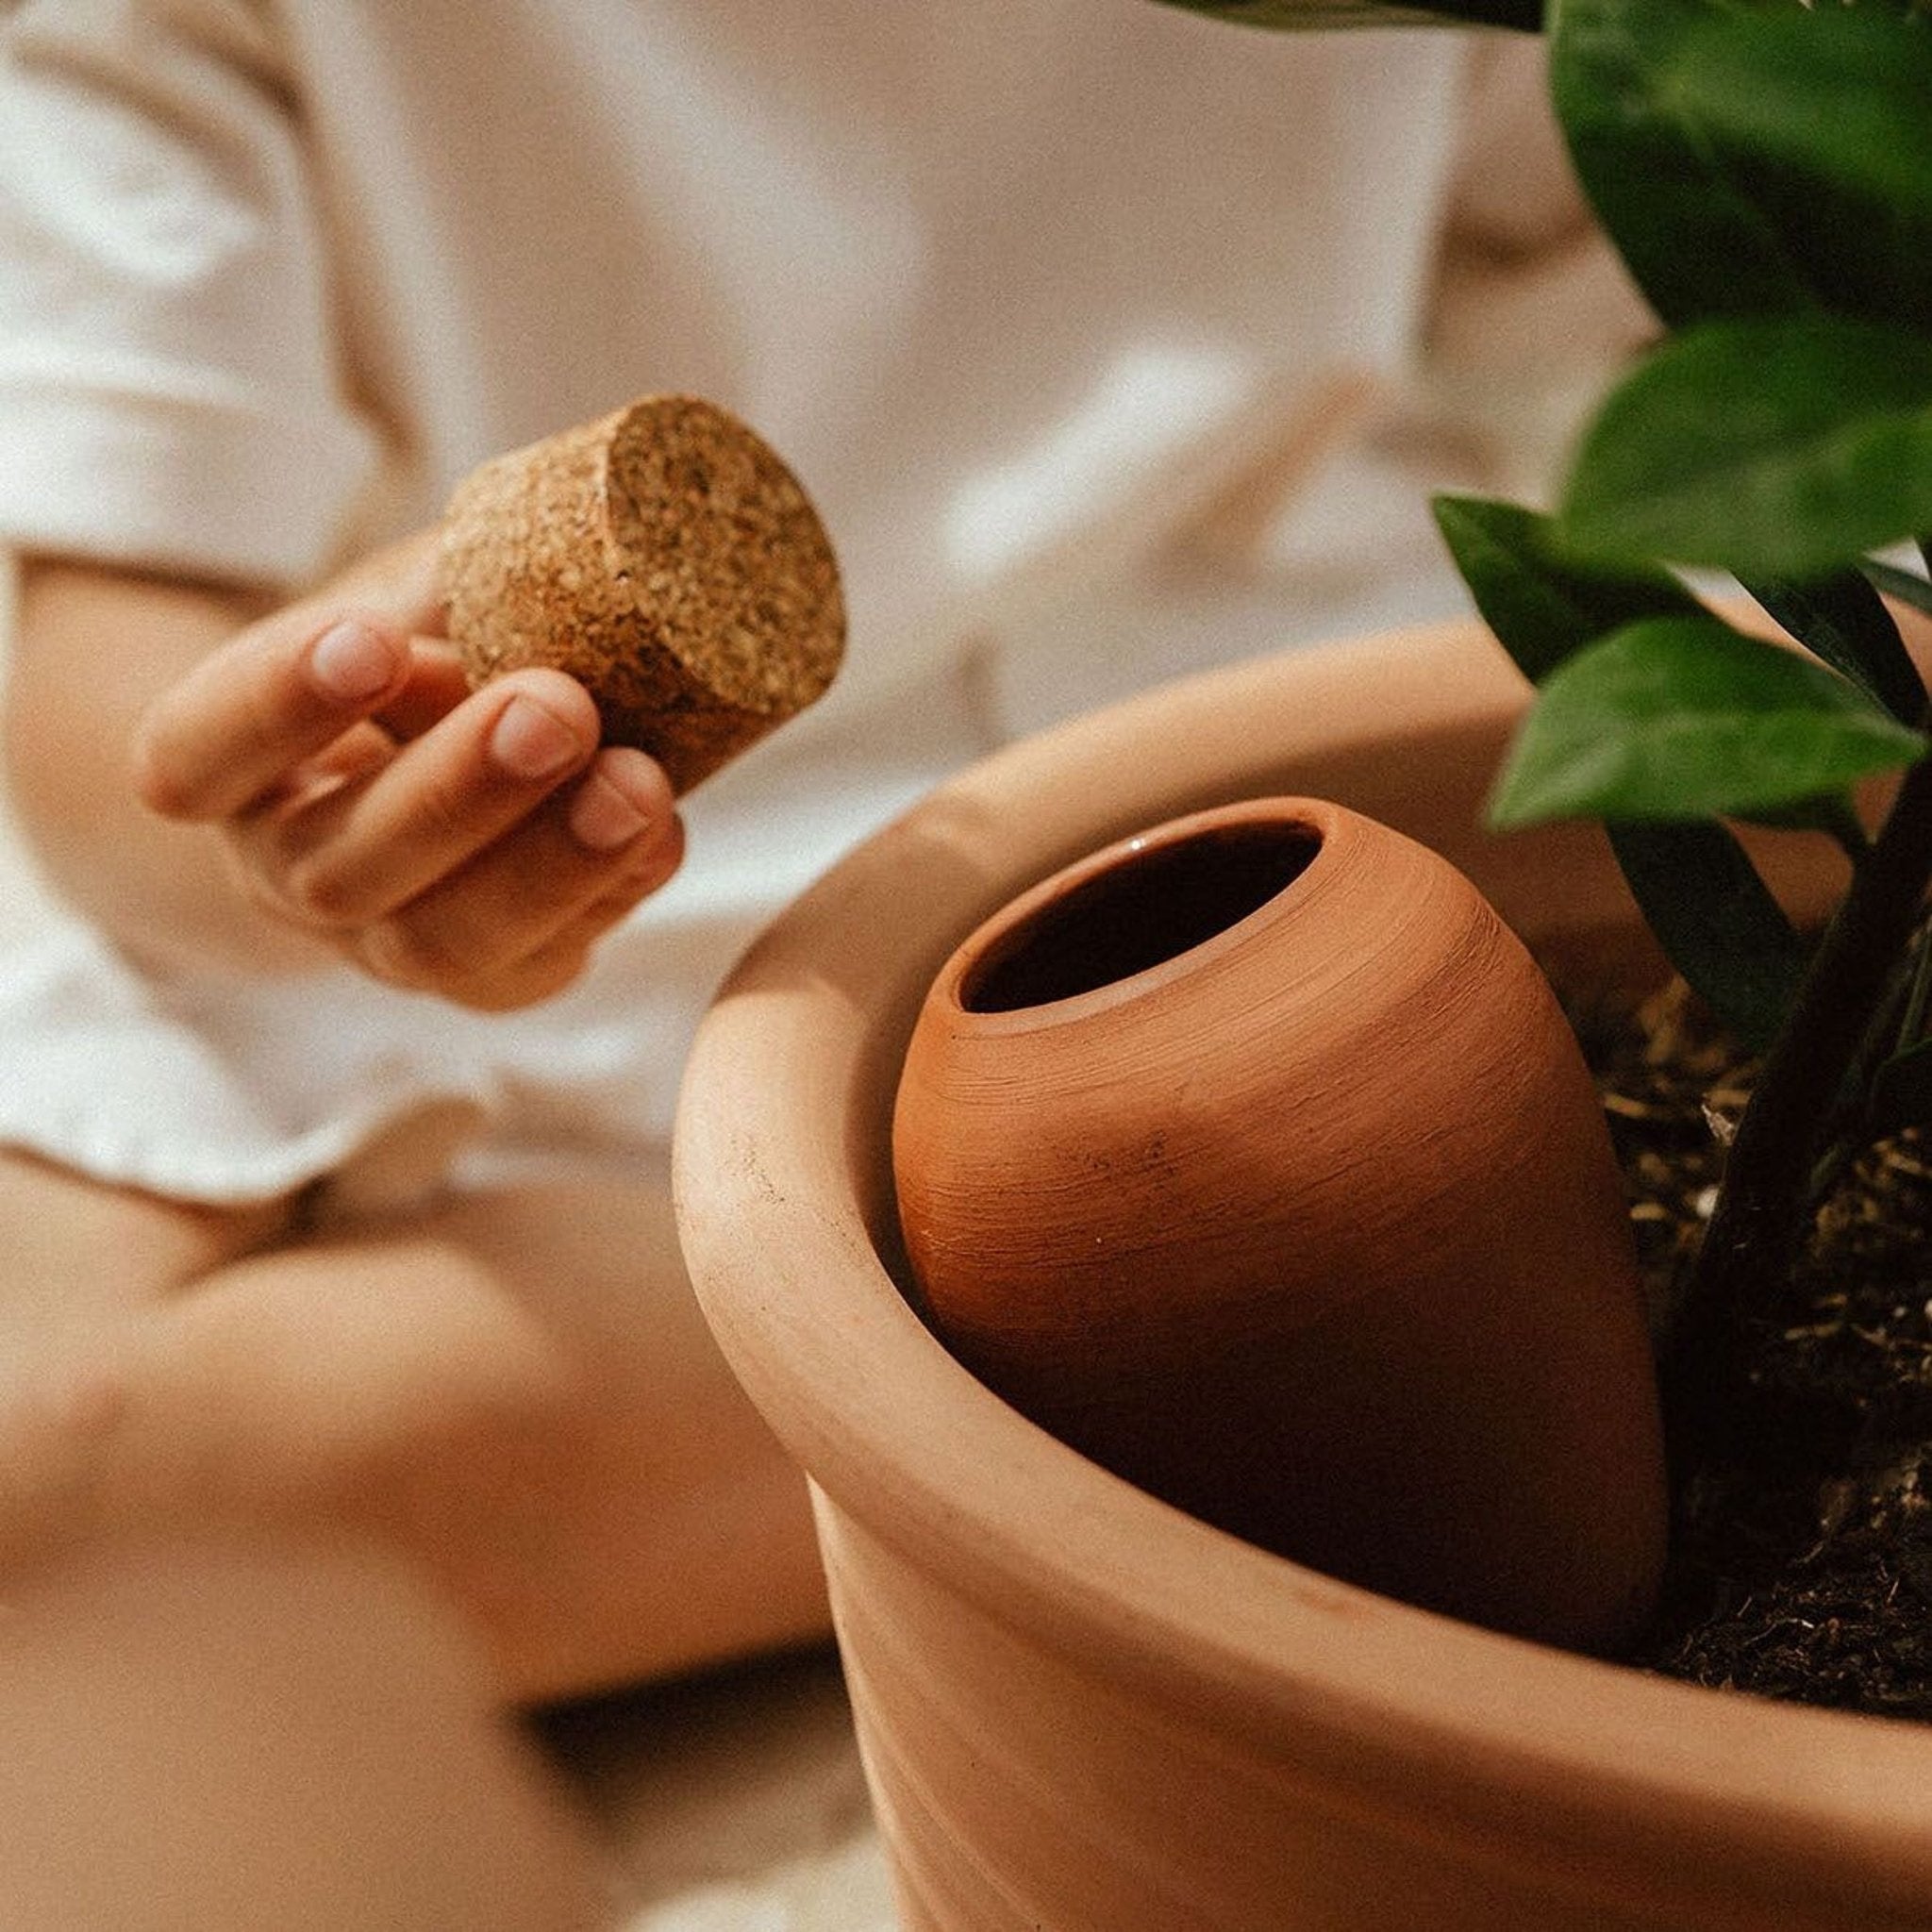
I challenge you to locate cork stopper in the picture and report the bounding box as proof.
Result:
[440,394,845,794]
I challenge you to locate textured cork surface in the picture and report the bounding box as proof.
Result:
[441,395,844,794]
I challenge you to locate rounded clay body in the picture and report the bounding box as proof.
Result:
[892,795,1666,1655]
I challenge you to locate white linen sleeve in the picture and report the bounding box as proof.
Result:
[0,0,382,587]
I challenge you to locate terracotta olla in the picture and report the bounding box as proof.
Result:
[892,794,1664,1656]
[675,622,1932,1932]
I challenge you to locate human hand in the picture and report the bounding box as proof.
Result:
[130,532,684,1010]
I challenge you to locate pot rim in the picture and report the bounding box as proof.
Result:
[931,793,1339,1033]
[675,620,1932,1890]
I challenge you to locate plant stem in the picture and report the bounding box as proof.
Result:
[1897,913,1932,1053]
[1690,744,1932,1334]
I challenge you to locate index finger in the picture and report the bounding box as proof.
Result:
[301,528,448,640]
[132,608,414,822]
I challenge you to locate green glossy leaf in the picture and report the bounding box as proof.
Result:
[1550,0,1932,332]
[1744,571,1925,725]
[1561,318,1932,577]
[1665,6,1932,239]
[1653,0,1932,336]
[1864,558,1932,622]
[1490,614,1928,826]
[1437,496,1808,1038]
[1431,495,1698,685]
[1607,821,1807,1051]
[1551,0,1821,330]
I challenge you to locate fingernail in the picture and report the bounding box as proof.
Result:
[491,694,586,779]
[569,771,653,851]
[308,620,398,702]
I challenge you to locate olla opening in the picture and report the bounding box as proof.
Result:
[960,821,1322,1015]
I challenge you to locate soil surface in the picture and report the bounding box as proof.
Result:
[1585,983,1932,1718]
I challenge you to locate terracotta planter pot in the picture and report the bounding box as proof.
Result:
[892,795,1664,1655]
[675,621,1932,1932]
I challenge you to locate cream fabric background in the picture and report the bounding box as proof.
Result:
[0,1,1479,1208]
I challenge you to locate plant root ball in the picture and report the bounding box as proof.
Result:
[441,394,845,794]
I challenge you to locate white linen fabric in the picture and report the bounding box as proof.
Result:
[0,0,1631,1209]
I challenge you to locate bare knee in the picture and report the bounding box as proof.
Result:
[75,1228,586,1541]
[0,1348,136,1572]
[0,1149,293,1336]
[327,1298,595,1551]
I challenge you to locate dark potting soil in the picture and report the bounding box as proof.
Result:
[1583,982,1932,1718]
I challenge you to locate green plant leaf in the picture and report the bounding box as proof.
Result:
[1550,0,1823,330]
[1551,0,1932,333]
[1435,497,1810,1039]
[1560,318,1932,578]
[1607,821,1807,1051]
[1490,614,1928,827]
[1664,4,1932,249]
[1864,558,1932,622]
[1431,495,1698,685]
[1744,571,1925,726]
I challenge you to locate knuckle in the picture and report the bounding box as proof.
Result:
[601,872,662,924]
[521,947,590,1003]
[229,858,302,928]
[218,837,319,930]
[461,949,586,1013]
[243,663,296,743]
[618,819,687,898]
[652,812,688,874]
[127,717,195,819]
[358,917,463,990]
[409,771,475,850]
[278,854,364,926]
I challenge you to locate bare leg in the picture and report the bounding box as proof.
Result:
[0,1529,609,1928]
[0,1149,292,1571]
[0,1147,291,1327]
[4,1165,830,1703]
